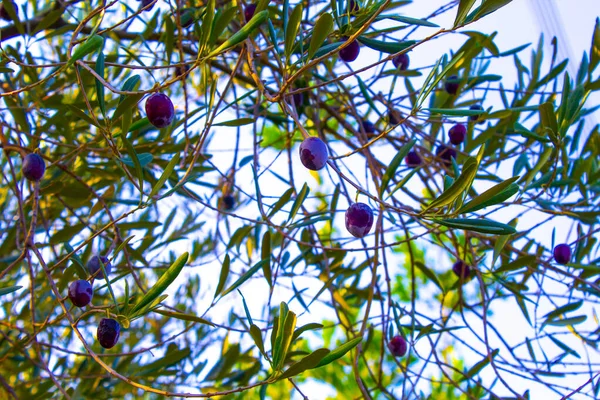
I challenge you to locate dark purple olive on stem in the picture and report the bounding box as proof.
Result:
[221,195,235,211]
[140,0,156,12]
[87,255,112,280]
[244,4,257,23]
[361,120,376,134]
[68,280,93,308]
[345,202,374,238]
[553,244,571,265]
[452,261,471,280]
[22,153,46,182]
[436,144,456,165]
[392,53,410,71]
[299,137,328,171]
[339,38,360,62]
[448,124,466,145]
[145,93,175,128]
[405,151,422,168]
[97,318,121,349]
[469,105,485,125]
[388,335,408,357]
[444,75,460,95]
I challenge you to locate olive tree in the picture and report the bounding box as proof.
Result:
[1,0,599,398]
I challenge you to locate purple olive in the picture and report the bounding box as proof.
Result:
[97,318,121,349]
[22,153,46,182]
[87,255,112,280]
[292,91,304,107]
[388,335,408,357]
[405,151,422,168]
[244,4,257,22]
[553,244,571,265]
[392,53,410,71]
[444,75,460,95]
[145,93,175,128]
[469,105,485,125]
[361,120,376,134]
[448,124,466,145]
[436,144,456,165]
[140,0,156,11]
[299,137,328,171]
[345,202,374,238]
[68,280,93,308]
[221,195,235,211]
[452,261,471,280]
[339,38,360,62]
[174,64,190,78]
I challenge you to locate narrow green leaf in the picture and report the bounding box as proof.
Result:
[0,286,22,297]
[291,323,323,342]
[112,93,144,122]
[383,15,439,28]
[285,3,302,59]
[425,155,479,211]
[545,315,587,327]
[458,176,520,214]
[274,310,297,370]
[434,218,517,235]
[415,261,444,292]
[268,187,294,217]
[289,183,309,221]
[315,336,362,368]
[467,0,514,23]
[261,231,272,286]
[387,169,418,199]
[154,309,215,326]
[120,132,144,197]
[277,348,330,380]
[380,140,416,196]
[214,254,230,298]
[220,259,268,298]
[426,108,484,117]
[250,324,267,357]
[542,300,584,322]
[589,17,600,73]
[213,118,254,127]
[495,255,536,273]
[308,13,333,60]
[67,35,104,67]
[94,53,106,116]
[461,349,499,381]
[129,252,189,315]
[200,0,215,54]
[119,154,153,167]
[207,10,269,58]
[356,76,379,116]
[357,37,416,54]
[454,0,476,27]
[149,152,180,199]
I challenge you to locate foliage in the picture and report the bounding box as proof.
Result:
[0,0,599,398]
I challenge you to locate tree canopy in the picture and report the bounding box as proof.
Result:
[1,0,600,399]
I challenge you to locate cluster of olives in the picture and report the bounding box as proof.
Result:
[67,256,121,349]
